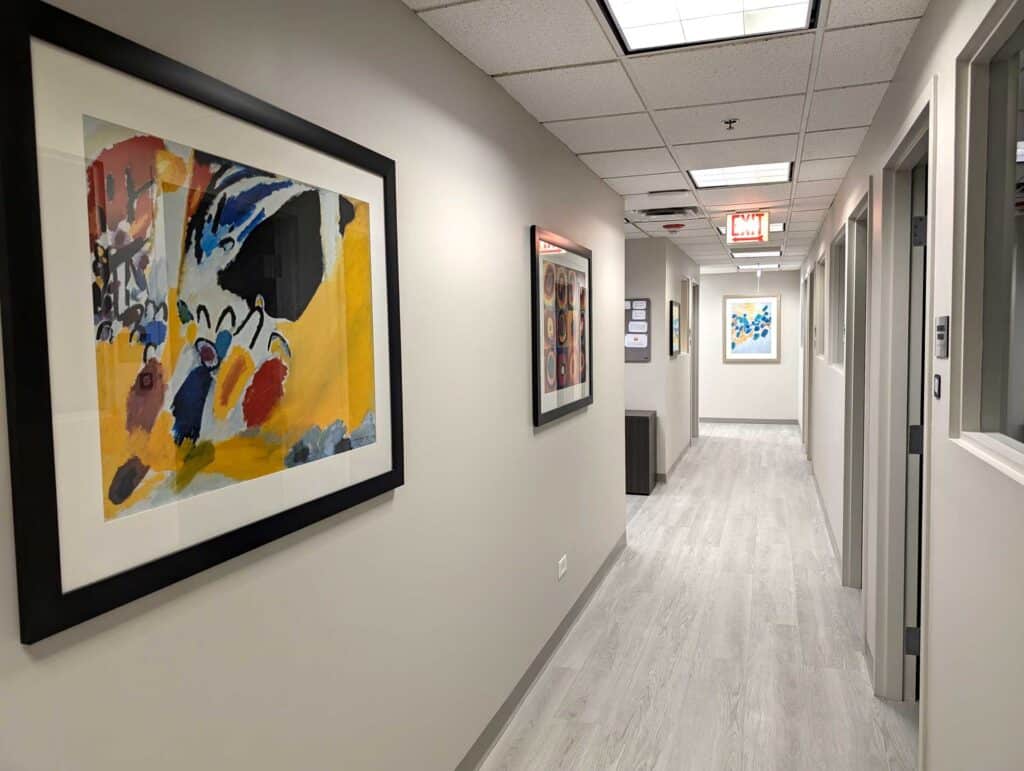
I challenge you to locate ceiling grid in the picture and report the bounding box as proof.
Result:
[404,0,931,271]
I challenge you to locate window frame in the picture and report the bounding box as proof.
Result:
[954,0,1024,478]
[812,256,826,358]
[828,229,847,369]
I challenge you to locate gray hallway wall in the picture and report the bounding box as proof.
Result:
[0,1,627,769]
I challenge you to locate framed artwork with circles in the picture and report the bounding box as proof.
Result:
[530,227,593,426]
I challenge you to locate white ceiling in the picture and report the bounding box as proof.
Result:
[404,0,930,269]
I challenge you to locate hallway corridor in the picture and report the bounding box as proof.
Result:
[482,423,917,771]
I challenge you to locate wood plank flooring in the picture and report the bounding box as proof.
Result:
[481,423,918,771]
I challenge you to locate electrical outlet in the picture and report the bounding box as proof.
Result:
[557,554,568,581]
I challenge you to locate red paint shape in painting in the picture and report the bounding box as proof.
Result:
[86,135,166,244]
[242,358,288,427]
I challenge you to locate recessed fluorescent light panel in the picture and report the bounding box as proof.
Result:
[737,263,781,271]
[599,0,819,54]
[690,162,792,189]
[732,248,782,259]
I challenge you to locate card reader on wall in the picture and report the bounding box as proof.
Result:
[934,315,949,359]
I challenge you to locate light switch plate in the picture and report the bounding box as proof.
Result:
[557,554,568,581]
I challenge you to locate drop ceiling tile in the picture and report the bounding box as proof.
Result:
[626,231,650,239]
[625,223,644,235]
[789,208,828,222]
[792,195,835,210]
[788,220,824,232]
[623,191,699,212]
[669,223,716,238]
[579,148,677,177]
[420,0,614,75]
[803,127,869,160]
[816,20,919,90]
[796,179,842,197]
[655,95,806,145]
[698,182,793,207]
[828,0,931,27]
[625,34,815,109]
[674,134,798,170]
[545,114,662,154]
[604,172,690,195]
[798,156,853,182]
[705,199,792,213]
[640,220,699,235]
[497,63,643,122]
[807,83,888,131]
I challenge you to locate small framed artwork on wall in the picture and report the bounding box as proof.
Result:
[1,3,404,642]
[723,294,781,363]
[531,227,594,426]
[669,300,681,357]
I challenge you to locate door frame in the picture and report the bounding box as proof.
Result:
[841,191,871,589]
[802,268,815,459]
[873,80,937,703]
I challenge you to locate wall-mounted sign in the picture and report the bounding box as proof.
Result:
[625,298,652,362]
[726,211,769,244]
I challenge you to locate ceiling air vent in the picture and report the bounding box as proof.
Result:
[637,206,701,219]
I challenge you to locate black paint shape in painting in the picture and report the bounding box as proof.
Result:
[217,189,324,321]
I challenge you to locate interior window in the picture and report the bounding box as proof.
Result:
[829,233,847,367]
[981,27,1024,442]
[813,259,826,357]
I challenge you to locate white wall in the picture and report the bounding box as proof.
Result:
[810,356,845,553]
[698,270,800,422]
[801,0,1024,766]
[625,238,699,475]
[0,1,627,769]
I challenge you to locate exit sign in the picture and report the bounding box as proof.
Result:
[726,211,769,244]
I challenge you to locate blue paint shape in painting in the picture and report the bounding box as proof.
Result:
[171,366,214,445]
[731,303,774,355]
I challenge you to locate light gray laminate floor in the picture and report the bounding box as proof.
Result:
[481,422,918,771]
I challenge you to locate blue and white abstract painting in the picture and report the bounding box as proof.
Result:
[724,295,780,362]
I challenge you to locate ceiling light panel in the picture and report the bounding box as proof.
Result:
[603,1,816,53]
[732,248,782,258]
[690,162,792,189]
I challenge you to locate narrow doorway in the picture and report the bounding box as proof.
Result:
[903,159,928,701]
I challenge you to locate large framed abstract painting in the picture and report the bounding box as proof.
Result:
[723,294,780,364]
[531,227,593,426]
[0,4,403,642]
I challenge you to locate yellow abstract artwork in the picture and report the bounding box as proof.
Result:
[85,116,375,520]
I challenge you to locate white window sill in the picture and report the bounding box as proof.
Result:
[955,432,1024,487]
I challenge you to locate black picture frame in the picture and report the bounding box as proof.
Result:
[669,300,681,357]
[530,226,594,427]
[0,2,404,643]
